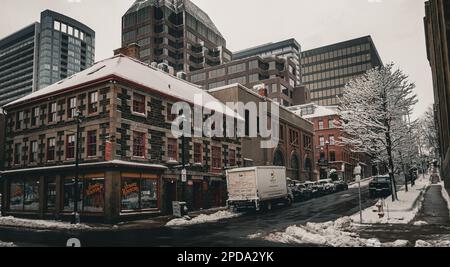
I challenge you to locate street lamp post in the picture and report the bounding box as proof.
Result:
[180,115,187,209]
[72,110,83,224]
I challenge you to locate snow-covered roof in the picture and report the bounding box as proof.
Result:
[4,55,240,119]
[288,103,339,119]
[125,0,224,38]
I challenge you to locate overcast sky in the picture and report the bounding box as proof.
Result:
[0,0,433,118]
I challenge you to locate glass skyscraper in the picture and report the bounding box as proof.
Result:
[0,10,95,106]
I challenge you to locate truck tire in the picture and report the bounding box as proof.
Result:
[286,197,293,207]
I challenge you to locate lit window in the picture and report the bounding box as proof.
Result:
[48,102,57,123]
[167,138,178,161]
[68,97,77,119]
[54,21,61,31]
[88,91,98,114]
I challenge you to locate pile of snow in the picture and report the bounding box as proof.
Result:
[439,182,450,215]
[351,177,430,224]
[261,217,409,247]
[166,210,241,227]
[0,216,91,230]
[415,239,450,247]
[0,241,15,247]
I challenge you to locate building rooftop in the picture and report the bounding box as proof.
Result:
[125,0,224,38]
[4,54,240,119]
[233,38,301,60]
[288,103,338,119]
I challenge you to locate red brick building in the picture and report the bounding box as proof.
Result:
[289,103,373,181]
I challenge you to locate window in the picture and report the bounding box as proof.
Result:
[167,138,178,161]
[329,135,335,146]
[208,68,225,79]
[16,111,24,130]
[303,135,312,150]
[194,143,202,164]
[66,134,76,159]
[228,63,246,75]
[330,151,336,162]
[133,93,146,114]
[45,177,57,211]
[280,125,285,141]
[29,141,38,163]
[88,91,98,114]
[318,121,324,130]
[54,21,61,31]
[48,102,57,123]
[83,178,105,212]
[248,74,259,83]
[228,149,236,166]
[319,136,325,147]
[63,178,83,212]
[68,97,77,119]
[133,131,146,158]
[9,179,39,211]
[87,130,97,157]
[289,129,300,146]
[166,103,177,121]
[212,146,222,170]
[228,76,247,85]
[47,138,56,161]
[14,143,22,164]
[190,72,206,83]
[329,119,335,129]
[121,177,158,211]
[31,107,41,126]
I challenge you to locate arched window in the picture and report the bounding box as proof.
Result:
[291,154,300,180]
[273,150,285,166]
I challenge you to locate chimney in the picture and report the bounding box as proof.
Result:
[114,43,141,59]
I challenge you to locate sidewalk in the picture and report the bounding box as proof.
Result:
[414,183,450,225]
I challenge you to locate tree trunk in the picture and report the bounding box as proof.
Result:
[385,129,398,201]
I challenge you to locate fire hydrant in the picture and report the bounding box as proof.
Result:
[376,200,385,218]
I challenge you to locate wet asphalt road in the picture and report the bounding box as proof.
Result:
[0,185,376,247]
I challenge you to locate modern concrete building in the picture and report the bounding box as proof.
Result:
[209,84,315,181]
[289,103,373,181]
[0,10,95,107]
[122,0,232,73]
[0,23,40,107]
[187,55,310,107]
[424,0,450,189]
[301,36,383,106]
[0,55,241,222]
[233,39,302,86]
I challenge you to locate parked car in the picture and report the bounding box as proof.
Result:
[304,181,319,198]
[287,178,303,201]
[297,183,313,201]
[369,175,392,199]
[334,180,349,192]
[318,179,337,194]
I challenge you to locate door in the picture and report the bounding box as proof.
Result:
[192,181,203,210]
[164,181,177,214]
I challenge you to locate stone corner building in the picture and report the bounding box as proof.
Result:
[0,55,241,223]
[424,0,450,190]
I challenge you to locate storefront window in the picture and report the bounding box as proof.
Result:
[63,179,83,212]
[83,178,105,213]
[24,179,39,211]
[46,178,56,210]
[141,179,158,209]
[121,179,140,211]
[10,180,24,211]
[121,176,159,211]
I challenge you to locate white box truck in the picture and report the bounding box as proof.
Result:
[226,166,293,211]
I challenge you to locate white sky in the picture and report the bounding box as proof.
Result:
[0,0,433,118]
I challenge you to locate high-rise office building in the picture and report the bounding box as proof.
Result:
[233,39,302,86]
[424,0,450,188]
[0,23,39,107]
[122,0,232,73]
[37,10,95,89]
[301,36,383,106]
[0,10,95,106]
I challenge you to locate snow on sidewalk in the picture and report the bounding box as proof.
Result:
[166,210,241,227]
[0,241,15,247]
[0,216,91,230]
[257,217,409,247]
[350,177,430,224]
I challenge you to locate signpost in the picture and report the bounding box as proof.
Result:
[181,169,187,183]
